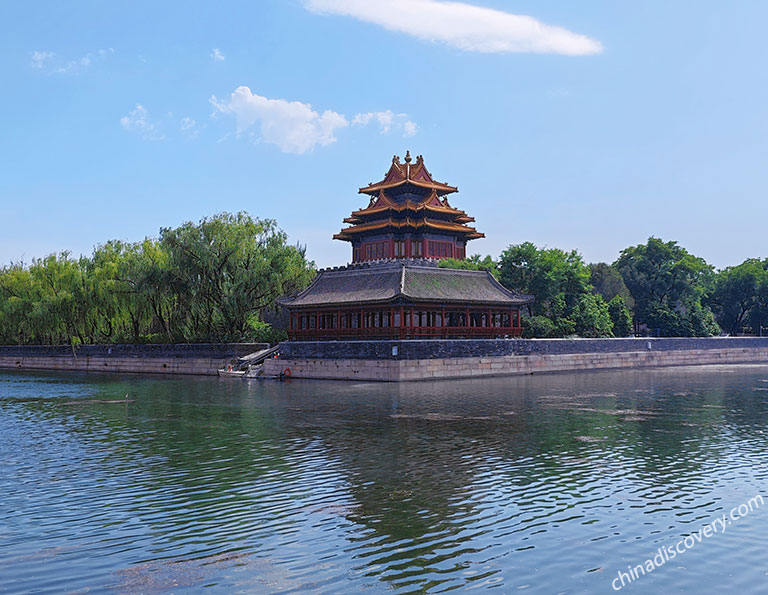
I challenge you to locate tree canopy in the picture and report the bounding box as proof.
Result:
[498,242,613,338]
[0,212,314,345]
[614,237,718,336]
[438,254,498,276]
[707,259,768,335]
[3,224,767,344]
[607,296,633,337]
[589,263,634,308]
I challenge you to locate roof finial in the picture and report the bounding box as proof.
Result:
[404,150,412,163]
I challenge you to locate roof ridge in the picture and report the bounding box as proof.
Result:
[281,262,534,307]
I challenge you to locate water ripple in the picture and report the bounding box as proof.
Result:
[1,367,768,593]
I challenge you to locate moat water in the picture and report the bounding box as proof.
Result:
[1,366,767,593]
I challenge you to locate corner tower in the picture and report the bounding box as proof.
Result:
[279,153,533,341]
[334,151,484,262]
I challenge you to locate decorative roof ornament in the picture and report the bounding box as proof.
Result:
[359,151,458,196]
[335,153,483,244]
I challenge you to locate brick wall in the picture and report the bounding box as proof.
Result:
[0,343,267,359]
[278,337,768,360]
[265,346,768,382]
[0,343,269,376]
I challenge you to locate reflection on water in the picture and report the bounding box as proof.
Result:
[1,366,767,593]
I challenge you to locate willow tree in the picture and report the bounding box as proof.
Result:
[0,212,314,345]
[159,212,314,342]
[87,239,168,342]
[0,253,89,344]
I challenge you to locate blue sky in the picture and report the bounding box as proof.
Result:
[2,0,767,269]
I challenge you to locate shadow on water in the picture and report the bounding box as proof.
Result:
[1,366,767,593]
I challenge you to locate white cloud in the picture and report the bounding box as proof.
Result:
[31,48,113,73]
[211,87,420,153]
[120,104,164,141]
[210,86,349,154]
[180,116,199,138]
[57,56,91,73]
[304,0,602,55]
[211,48,225,62]
[353,110,393,132]
[352,110,417,137]
[30,51,55,69]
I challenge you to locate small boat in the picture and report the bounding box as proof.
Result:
[217,346,279,379]
[217,365,246,378]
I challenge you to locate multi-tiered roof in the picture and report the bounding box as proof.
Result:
[279,153,533,341]
[333,151,484,246]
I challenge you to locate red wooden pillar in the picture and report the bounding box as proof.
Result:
[465,306,470,337]
[441,305,446,338]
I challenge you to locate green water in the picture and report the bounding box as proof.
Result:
[1,366,767,593]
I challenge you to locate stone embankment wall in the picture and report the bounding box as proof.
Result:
[0,344,268,376]
[264,338,768,381]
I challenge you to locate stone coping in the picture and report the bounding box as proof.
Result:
[0,343,269,359]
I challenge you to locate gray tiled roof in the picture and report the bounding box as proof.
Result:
[279,261,533,307]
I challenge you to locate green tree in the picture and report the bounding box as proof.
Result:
[608,296,633,337]
[614,237,718,337]
[708,259,767,335]
[749,274,768,336]
[589,263,634,308]
[499,243,589,315]
[499,242,612,337]
[572,293,614,338]
[522,315,557,338]
[438,254,498,276]
[0,212,314,345]
[0,264,38,344]
[160,212,315,342]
